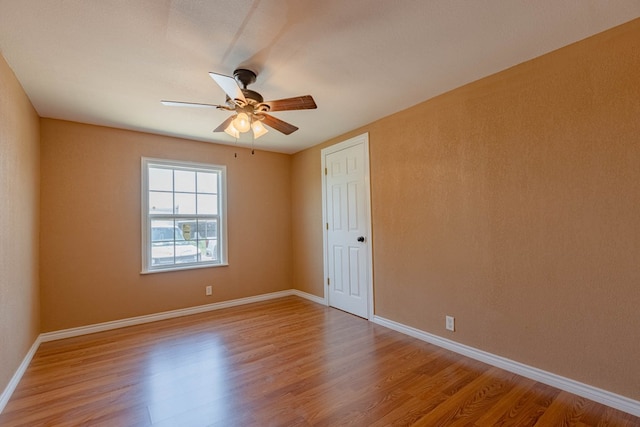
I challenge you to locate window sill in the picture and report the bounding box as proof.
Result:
[140,262,229,275]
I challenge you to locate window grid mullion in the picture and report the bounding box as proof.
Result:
[172,169,176,216]
[195,171,199,215]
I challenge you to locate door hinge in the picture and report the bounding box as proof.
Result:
[326,223,329,230]
[324,167,327,175]
[327,278,330,286]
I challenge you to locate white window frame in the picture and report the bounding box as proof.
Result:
[141,157,228,273]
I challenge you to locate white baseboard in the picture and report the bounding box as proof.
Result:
[0,336,41,414]
[290,289,327,306]
[40,290,297,342]
[40,289,326,342]
[372,315,640,418]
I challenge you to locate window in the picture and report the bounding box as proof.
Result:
[142,158,227,273]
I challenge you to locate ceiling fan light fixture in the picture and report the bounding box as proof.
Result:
[163,69,316,137]
[233,112,251,133]
[224,120,240,138]
[251,120,268,139]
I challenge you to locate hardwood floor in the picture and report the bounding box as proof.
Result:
[1,296,638,426]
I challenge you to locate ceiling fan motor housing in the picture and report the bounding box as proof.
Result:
[233,69,264,104]
[242,89,264,104]
[233,68,257,88]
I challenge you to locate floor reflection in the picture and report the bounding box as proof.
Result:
[143,333,230,424]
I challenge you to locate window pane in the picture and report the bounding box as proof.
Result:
[151,243,175,267]
[149,168,173,191]
[149,192,174,215]
[151,219,177,266]
[174,240,199,264]
[150,219,199,266]
[175,170,195,193]
[200,219,218,239]
[197,194,218,215]
[178,219,210,261]
[198,219,218,261]
[197,172,218,194]
[175,193,196,214]
[176,219,200,263]
[177,220,196,241]
[151,219,177,242]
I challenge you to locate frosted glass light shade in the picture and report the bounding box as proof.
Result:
[233,112,251,132]
[251,120,268,139]
[224,121,240,138]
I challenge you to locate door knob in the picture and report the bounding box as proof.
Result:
[357,236,366,242]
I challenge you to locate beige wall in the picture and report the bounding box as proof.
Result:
[40,120,292,331]
[292,19,640,400]
[0,54,40,394]
[291,147,324,294]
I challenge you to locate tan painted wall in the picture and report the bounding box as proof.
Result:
[0,54,40,394]
[40,119,292,331]
[292,19,640,400]
[291,147,324,294]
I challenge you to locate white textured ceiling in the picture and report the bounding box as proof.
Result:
[1,1,639,154]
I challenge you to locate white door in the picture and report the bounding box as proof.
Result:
[322,133,372,319]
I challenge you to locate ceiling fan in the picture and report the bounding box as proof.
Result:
[161,68,317,139]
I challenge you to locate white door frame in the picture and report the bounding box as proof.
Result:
[321,133,374,320]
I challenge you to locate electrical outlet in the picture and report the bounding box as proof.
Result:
[206,285,212,296]
[446,315,455,331]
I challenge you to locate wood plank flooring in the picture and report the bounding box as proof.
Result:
[1,296,638,426]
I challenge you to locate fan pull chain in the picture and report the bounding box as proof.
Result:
[234,135,239,158]
[251,119,255,155]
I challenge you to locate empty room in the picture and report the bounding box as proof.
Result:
[1,1,639,425]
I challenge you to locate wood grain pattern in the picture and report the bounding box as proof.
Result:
[1,297,638,426]
[262,95,317,112]
[260,113,299,135]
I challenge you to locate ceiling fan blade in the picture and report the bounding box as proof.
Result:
[213,116,235,133]
[209,72,246,104]
[260,95,317,112]
[260,113,299,135]
[161,100,222,108]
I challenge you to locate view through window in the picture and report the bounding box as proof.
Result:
[142,158,226,272]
